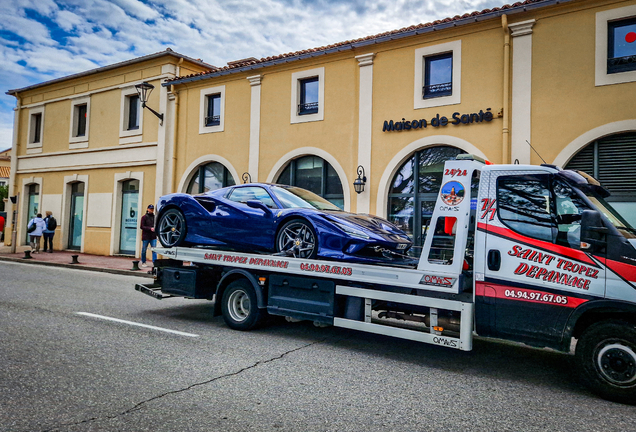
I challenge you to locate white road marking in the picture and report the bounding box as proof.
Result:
[76,312,199,337]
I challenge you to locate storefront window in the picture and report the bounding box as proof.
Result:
[276,156,344,209]
[119,179,139,255]
[68,182,85,250]
[387,146,466,257]
[565,132,636,227]
[25,184,39,243]
[187,162,235,194]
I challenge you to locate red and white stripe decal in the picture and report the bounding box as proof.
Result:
[476,282,589,309]
[478,223,598,267]
[605,258,636,284]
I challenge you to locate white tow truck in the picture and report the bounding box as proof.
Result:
[136,155,636,403]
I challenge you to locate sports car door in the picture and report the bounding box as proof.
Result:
[217,186,278,250]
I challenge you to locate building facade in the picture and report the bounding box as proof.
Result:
[6,0,636,258]
[5,50,212,255]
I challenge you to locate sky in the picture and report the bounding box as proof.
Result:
[0,0,505,150]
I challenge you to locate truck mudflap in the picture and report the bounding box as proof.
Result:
[135,282,175,300]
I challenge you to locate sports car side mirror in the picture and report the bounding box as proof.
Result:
[246,200,272,216]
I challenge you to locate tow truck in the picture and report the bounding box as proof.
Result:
[136,155,636,403]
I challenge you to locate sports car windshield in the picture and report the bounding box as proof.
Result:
[272,186,342,211]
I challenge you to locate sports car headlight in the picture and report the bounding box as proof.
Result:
[334,222,370,239]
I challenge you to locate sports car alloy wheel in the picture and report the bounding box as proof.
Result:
[276,219,317,259]
[158,209,186,247]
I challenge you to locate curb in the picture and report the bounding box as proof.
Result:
[0,255,153,278]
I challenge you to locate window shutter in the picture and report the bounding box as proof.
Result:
[597,134,636,194]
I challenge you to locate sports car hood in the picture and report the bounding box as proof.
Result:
[322,211,410,238]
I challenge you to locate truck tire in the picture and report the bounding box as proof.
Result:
[575,320,636,404]
[221,279,264,331]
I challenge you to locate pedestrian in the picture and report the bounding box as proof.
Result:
[27,213,47,254]
[139,204,157,268]
[43,211,57,253]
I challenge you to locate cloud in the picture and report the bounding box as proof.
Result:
[0,0,505,146]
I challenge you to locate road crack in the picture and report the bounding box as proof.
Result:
[40,339,322,432]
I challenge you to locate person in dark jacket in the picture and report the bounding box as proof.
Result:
[140,204,157,268]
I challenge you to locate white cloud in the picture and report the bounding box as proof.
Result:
[0,0,505,142]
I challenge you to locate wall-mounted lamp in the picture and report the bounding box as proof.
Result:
[134,82,164,125]
[242,172,252,184]
[353,165,367,194]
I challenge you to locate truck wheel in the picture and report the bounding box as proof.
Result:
[158,208,186,248]
[221,279,263,331]
[575,320,636,404]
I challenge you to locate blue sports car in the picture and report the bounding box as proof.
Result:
[155,183,414,264]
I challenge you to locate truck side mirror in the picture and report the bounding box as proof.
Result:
[246,200,272,216]
[580,210,608,250]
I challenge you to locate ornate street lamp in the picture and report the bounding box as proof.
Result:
[353,165,367,194]
[134,82,164,125]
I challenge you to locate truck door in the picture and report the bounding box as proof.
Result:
[477,171,605,347]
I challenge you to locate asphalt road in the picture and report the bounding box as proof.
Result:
[1,260,635,432]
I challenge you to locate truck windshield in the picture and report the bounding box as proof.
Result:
[585,192,636,239]
[272,186,342,211]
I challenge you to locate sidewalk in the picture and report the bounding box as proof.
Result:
[0,243,153,278]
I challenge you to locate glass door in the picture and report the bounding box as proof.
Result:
[25,184,39,243]
[119,180,139,254]
[68,182,85,250]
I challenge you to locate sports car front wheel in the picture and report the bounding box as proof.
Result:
[157,208,187,248]
[276,219,318,259]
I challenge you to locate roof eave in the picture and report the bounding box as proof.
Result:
[163,0,571,87]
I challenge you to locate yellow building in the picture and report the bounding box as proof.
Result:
[6,0,636,257]
[0,148,9,187]
[5,49,212,255]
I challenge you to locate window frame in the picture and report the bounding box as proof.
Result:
[291,67,324,124]
[496,174,557,244]
[186,162,235,194]
[596,4,636,86]
[298,76,319,115]
[27,106,44,152]
[414,40,461,109]
[199,85,225,134]
[228,186,278,209]
[423,52,453,99]
[69,96,90,148]
[276,156,344,208]
[119,87,144,140]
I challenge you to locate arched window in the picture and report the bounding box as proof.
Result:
[186,162,235,194]
[565,132,636,227]
[276,156,344,209]
[387,146,466,256]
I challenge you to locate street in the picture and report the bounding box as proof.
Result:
[1,260,635,432]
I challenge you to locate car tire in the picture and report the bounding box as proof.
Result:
[157,208,187,248]
[276,219,318,259]
[575,320,636,404]
[221,279,264,330]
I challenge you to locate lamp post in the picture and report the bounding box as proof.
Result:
[353,165,366,194]
[134,82,164,125]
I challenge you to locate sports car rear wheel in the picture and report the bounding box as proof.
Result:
[276,219,317,259]
[158,208,186,247]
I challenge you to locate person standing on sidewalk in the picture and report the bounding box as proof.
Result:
[139,204,157,268]
[27,213,47,254]
[42,211,57,253]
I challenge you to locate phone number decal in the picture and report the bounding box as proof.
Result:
[300,263,352,276]
[504,289,567,305]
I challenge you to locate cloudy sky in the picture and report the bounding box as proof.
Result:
[0,0,504,150]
